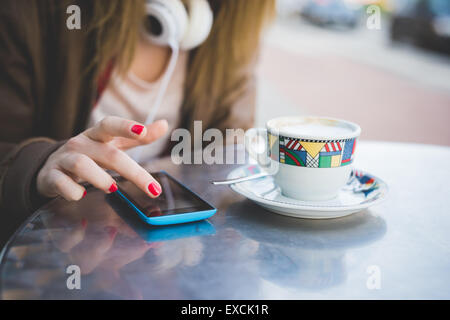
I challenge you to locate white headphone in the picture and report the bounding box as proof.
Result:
[143,0,213,50]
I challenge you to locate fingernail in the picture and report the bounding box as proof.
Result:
[82,190,87,198]
[148,182,161,196]
[109,183,118,193]
[81,218,87,229]
[131,125,144,135]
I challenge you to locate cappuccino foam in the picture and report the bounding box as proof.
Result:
[282,124,352,137]
[268,117,358,139]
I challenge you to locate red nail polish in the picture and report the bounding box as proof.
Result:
[131,125,144,135]
[109,183,118,193]
[148,182,161,196]
[82,190,87,198]
[81,218,87,229]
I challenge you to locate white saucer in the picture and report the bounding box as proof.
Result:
[227,165,388,219]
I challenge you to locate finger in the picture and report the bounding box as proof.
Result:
[70,226,118,275]
[100,238,153,270]
[112,119,169,150]
[140,119,168,144]
[46,169,86,201]
[84,141,162,198]
[59,153,117,193]
[85,116,147,143]
[52,219,87,253]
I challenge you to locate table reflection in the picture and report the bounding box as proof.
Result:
[224,201,386,292]
[1,186,386,299]
[2,143,449,299]
[1,186,216,299]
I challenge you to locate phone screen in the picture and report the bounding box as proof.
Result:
[116,172,214,218]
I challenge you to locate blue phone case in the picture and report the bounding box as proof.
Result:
[115,171,217,226]
[123,218,216,242]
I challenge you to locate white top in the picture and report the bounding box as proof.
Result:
[88,51,188,160]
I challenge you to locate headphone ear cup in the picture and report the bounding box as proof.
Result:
[180,0,213,50]
[143,0,188,46]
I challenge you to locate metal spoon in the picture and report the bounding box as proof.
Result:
[210,172,270,185]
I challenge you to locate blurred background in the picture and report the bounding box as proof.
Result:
[255,0,450,146]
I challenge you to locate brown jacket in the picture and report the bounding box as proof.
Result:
[0,0,256,222]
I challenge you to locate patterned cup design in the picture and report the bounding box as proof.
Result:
[268,133,357,168]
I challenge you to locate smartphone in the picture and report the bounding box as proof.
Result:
[114,171,217,225]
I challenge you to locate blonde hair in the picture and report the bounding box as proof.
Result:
[183,0,276,131]
[91,0,276,130]
[90,0,146,76]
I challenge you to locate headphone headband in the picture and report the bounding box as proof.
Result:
[143,0,213,50]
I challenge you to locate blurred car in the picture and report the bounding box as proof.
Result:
[390,0,450,54]
[300,0,360,28]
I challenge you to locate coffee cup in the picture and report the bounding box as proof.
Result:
[245,116,361,201]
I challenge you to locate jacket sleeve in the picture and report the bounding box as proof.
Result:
[0,1,62,219]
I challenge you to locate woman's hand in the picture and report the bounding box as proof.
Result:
[37,116,168,201]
